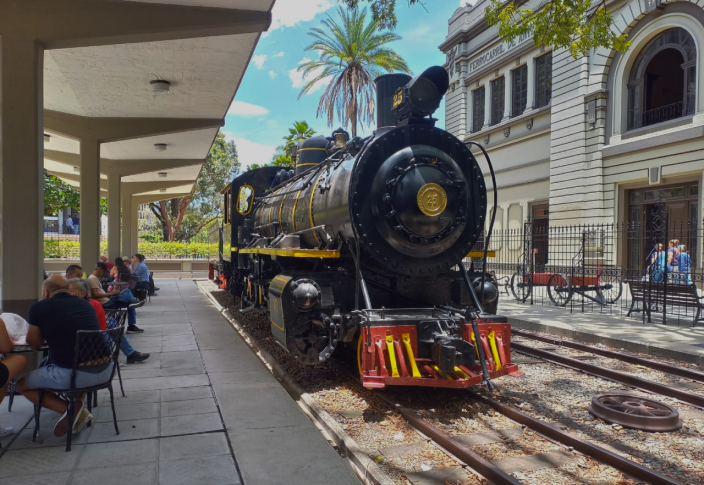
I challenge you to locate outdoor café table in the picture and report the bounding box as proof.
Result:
[103,280,129,292]
[2,341,50,415]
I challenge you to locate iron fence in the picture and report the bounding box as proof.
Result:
[467,202,704,327]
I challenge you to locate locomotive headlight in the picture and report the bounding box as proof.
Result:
[392,66,450,121]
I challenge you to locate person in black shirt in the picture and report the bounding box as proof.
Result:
[17,275,114,437]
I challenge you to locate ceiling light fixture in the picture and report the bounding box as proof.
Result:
[150,80,171,94]
[44,134,51,143]
[158,172,168,178]
[154,143,167,152]
[73,166,80,172]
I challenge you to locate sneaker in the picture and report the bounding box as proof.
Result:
[0,426,14,438]
[128,300,146,310]
[54,399,84,437]
[126,351,150,364]
[127,325,144,333]
[72,408,93,435]
[154,287,161,291]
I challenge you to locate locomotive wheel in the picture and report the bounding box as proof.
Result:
[589,393,682,432]
[547,273,573,307]
[599,272,623,304]
[286,312,338,365]
[510,272,532,302]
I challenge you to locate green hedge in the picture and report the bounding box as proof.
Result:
[44,240,209,259]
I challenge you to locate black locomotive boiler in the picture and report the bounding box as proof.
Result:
[209,66,520,389]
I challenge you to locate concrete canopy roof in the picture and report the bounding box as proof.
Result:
[43,0,274,197]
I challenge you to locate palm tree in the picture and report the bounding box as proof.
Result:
[298,7,411,137]
[282,121,316,158]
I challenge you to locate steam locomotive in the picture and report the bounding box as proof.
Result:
[209,66,520,389]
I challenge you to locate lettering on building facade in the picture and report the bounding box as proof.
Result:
[467,31,533,74]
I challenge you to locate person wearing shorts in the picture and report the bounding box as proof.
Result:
[17,275,112,437]
[0,316,29,437]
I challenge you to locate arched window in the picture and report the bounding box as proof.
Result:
[627,28,696,130]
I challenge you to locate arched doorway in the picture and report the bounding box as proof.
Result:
[627,28,696,130]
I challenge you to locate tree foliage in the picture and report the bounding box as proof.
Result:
[149,131,239,241]
[485,0,630,59]
[299,7,411,137]
[344,0,631,59]
[44,170,107,217]
[270,120,317,167]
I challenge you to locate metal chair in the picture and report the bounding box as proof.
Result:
[31,326,124,452]
[103,308,128,398]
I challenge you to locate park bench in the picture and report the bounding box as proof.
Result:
[626,280,704,327]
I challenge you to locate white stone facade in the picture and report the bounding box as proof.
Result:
[441,0,704,230]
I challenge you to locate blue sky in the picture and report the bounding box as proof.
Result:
[223,0,467,169]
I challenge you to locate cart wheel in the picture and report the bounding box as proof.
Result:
[599,272,623,304]
[510,272,533,302]
[548,273,573,307]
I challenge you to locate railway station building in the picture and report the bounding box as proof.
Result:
[442,0,704,270]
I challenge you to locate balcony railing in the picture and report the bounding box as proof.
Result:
[642,101,683,127]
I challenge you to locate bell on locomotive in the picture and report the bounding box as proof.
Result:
[224,65,517,390]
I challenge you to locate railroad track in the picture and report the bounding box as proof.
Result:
[511,328,704,384]
[510,340,704,409]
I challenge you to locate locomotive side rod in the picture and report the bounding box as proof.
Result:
[467,390,686,485]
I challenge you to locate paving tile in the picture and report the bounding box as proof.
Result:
[103,389,160,406]
[160,397,217,417]
[160,412,223,436]
[0,445,83,477]
[159,431,230,461]
[158,455,239,485]
[161,344,200,353]
[10,426,91,450]
[201,349,262,373]
[87,417,159,443]
[0,471,71,485]
[119,367,165,379]
[121,374,209,391]
[213,384,310,430]
[493,450,576,473]
[70,462,157,485]
[159,364,205,377]
[208,370,278,387]
[406,467,471,485]
[160,351,203,367]
[95,402,159,423]
[228,425,359,485]
[77,438,159,468]
[160,385,213,402]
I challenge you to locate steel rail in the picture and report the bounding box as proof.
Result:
[467,391,687,485]
[511,328,704,383]
[511,342,704,409]
[373,392,524,485]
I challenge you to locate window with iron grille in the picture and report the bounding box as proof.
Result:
[534,51,552,108]
[472,87,485,132]
[491,77,505,125]
[512,64,528,116]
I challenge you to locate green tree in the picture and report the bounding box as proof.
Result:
[44,170,108,217]
[298,7,411,137]
[150,131,239,241]
[282,121,316,159]
[344,0,631,59]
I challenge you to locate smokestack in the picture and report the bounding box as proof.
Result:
[375,73,412,129]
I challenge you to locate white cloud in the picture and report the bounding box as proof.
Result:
[223,133,278,170]
[252,54,267,69]
[268,0,334,32]
[273,51,285,58]
[288,57,332,95]
[227,100,270,117]
[268,70,277,79]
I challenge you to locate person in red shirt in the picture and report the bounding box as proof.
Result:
[100,255,114,272]
[68,279,106,330]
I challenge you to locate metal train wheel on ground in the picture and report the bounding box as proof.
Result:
[510,272,532,302]
[599,273,623,304]
[547,273,573,307]
[589,393,682,432]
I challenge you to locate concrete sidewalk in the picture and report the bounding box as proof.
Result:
[503,299,704,365]
[0,280,360,485]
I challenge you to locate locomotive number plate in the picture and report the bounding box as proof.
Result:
[417,183,447,217]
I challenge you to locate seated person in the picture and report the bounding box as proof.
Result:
[68,279,148,364]
[110,257,131,282]
[66,264,83,280]
[100,255,114,272]
[0,317,29,438]
[132,254,150,293]
[88,262,144,334]
[16,276,113,437]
